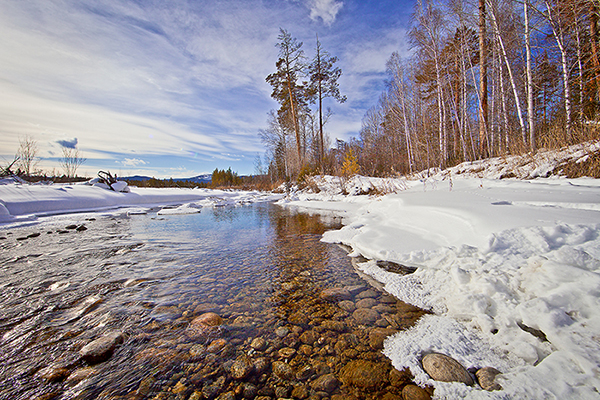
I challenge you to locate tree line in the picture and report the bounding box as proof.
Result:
[352,0,599,176]
[260,1,600,182]
[1,136,86,180]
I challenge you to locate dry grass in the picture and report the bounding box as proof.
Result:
[553,149,600,178]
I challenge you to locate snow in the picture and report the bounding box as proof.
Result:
[1,142,600,398]
[0,178,282,225]
[277,146,600,398]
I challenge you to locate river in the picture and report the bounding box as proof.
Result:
[0,203,427,400]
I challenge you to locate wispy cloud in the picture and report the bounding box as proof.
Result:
[0,0,413,177]
[308,0,344,25]
[120,158,147,167]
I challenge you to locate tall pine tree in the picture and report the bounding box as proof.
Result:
[307,35,346,170]
[266,29,308,169]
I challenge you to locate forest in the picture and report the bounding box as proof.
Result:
[260,0,600,181]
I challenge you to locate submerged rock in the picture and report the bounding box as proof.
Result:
[422,353,474,386]
[368,327,397,350]
[310,373,340,393]
[320,287,352,301]
[79,331,124,364]
[402,384,432,400]
[340,359,389,389]
[186,312,223,341]
[230,356,254,379]
[352,308,380,325]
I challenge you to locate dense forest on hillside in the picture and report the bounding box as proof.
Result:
[261,0,600,181]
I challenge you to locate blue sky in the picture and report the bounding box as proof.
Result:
[0,0,413,178]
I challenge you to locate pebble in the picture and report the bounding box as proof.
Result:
[338,300,355,312]
[251,337,268,351]
[275,327,290,338]
[422,353,474,385]
[356,289,378,299]
[368,327,397,350]
[272,361,294,380]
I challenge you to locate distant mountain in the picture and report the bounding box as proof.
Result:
[121,174,212,183]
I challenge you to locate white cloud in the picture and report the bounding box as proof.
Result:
[308,0,343,25]
[121,158,147,167]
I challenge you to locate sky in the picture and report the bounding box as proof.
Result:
[0,0,414,178]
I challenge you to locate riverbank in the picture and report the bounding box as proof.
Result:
[278,166,600,397]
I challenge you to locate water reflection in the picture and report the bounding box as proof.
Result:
[0,204,427,400]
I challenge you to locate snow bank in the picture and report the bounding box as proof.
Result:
[280,172,600,398]
[0,180,282,224]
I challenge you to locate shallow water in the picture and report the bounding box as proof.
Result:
[0,203,426,400]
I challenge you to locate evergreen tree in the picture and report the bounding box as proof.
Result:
[307,35,346,170]
[266,29,308,169]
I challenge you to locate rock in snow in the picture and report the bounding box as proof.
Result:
[421,353,474,386]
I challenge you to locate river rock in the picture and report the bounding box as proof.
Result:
[352,308,380,325]
[320,287,352,301]
[230,356,254,379]
[37,365,70,382]
[250,337,268,351]
[186,312,223,341]
[291,384,310,399]
[278,347,297,359]
[402,384,432,400]
[300,330,318,345]
[207,338,228,353]
[356,298,377,309]
[79,331,124,364]
[368,327,397,350]
[272,361,294,380]
[65,367,96,385]
[356,289,378,299]
[311,373,340,393]
[340,359,389,389]
[322,320,346,332]
[345,285,367,295]
[253,357,271,375]
[476,367,503,391]
[338,300,355,312]
[191,312,223,327]
[275,327,290,338]
[422,353,474,385]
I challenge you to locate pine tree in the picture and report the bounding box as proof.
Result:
[307,35,346,170]
[266,29,308,169]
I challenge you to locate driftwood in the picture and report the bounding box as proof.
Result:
[97,171,117,190]
[0,157,19,177]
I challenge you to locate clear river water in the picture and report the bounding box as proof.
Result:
[0,203,427,400]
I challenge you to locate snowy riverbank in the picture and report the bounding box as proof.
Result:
[2,146,600,398]
[279,171,600,399]
[0,178,282,225]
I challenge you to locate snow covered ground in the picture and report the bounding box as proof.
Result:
[1,143,599,398]
[278,151,600,398]
[0,178,281,225]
